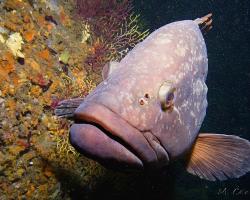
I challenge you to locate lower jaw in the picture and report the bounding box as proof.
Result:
[70,123,144,170]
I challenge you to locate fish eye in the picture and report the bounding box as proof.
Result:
[158,81,176,112]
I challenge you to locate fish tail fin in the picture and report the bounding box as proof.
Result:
[54,97,84,118]
[186,133,250,181]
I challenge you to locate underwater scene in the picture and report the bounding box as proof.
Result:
[0,0,249,199]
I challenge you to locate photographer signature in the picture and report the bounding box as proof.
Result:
[218,186,249,197]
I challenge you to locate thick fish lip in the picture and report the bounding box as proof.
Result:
[70,123,143,170]
[71,102,168,169]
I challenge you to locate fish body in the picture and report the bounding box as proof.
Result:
[55,14,250,181]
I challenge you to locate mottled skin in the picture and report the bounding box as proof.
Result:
[70,20,208,170]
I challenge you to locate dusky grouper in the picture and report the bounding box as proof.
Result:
[55,14,250,181]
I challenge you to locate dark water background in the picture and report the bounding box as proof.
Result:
[71,1,250,200]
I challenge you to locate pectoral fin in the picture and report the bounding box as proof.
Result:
[186,133,250,181]
[54,97,84,118]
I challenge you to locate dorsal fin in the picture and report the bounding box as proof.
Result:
[186,133,250,181]
[102,61,120,80]
[194,13,212,34]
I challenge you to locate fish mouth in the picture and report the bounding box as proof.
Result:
[70,102,169,170]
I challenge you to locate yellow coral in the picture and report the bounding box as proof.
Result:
[5,32,25,58]
[55,135,79,157]
[30,85,42,97]
[0,34,5,43]
[83,76,96,94]
[81,23,91,43]
[26,58,41,73]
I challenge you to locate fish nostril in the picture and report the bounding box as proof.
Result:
[139,93,150,105]
[139,98,145,105]
[144,93,150,99]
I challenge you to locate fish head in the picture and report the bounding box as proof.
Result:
[70,20,208,170]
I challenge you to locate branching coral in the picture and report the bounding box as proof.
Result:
[105,14,149,61]
[55,135,79,157]
[76,0,132,20]
[76,0,149,70]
